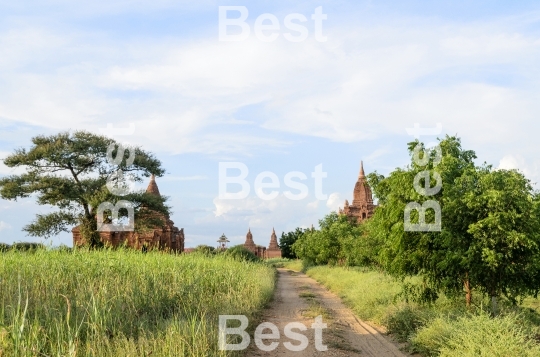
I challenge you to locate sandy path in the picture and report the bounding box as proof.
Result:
[246,268,408,357]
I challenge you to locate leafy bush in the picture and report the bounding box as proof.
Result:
[193,244,216,255]
[224,245,260,262]
[293,212,381,266]
[386,305,430,342]
[412,313,540,357]
[8,242,45,251]
[410,316,456,356]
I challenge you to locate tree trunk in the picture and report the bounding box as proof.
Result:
[464,273,472,308]
[491,295,498,316]
[80,216,103,249]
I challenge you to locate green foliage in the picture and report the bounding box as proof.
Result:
[192,244,216,255]
[279,228,306,259]
[9,242,45,252]
[459,168,540,300]
[386,305,428,342]
[0,249,275,356]
[280,259,304,272]
[0,131,169,247]
[410,316,455,356]
[0,242,45,252]
[292,212,381,266]
[224,245,260,262]
[264,257,292,268]
[368,135,540,309]
[414,313,540,357]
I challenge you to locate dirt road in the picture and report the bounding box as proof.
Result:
[246,268,408,357]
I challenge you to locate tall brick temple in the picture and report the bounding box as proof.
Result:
[339,161,376,222]
[266,228,282,258]
[243,228,282,259]
[72,175,185,252]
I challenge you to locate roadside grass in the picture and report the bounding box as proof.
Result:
[280,260,303,271]
[0,248,275,357]
[287,263,540,357]
[264,257,292,268]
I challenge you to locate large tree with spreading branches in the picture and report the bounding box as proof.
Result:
[0,131,170,247]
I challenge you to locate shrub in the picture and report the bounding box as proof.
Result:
[410,316,456,356]
[224,245,260,262]
[265,257,291,268]
[386,305,429,342]
[193,244,216,256]
[9,242,45,251]
[439,313,540,357]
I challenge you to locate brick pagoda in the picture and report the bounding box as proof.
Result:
[339,161,376,222]
[243,227,282,259]
[72,175,184,252]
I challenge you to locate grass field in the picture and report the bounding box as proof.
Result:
[0,249,275,357]
[285,263,540,357]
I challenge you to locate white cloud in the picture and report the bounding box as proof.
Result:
[498,155,539,184]
[0,151,26,176]
[0,221,11,231]
[210,194,323,232]
[326,192,342,211]
[1,16,539,158]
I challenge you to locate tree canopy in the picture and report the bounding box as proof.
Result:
[0,131,170,247]
[368,135,540,308]
[279,227,306,259]
[293,212,376,266]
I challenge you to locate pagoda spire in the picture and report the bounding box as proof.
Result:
[245,228,255,243]
[146,174,161,196]
[359,160,365,178]
[268,228,279,250]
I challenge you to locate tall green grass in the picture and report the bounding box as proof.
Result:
[0,249,275,356]
[293,264,540,357]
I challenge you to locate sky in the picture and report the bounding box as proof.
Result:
[0,0,539,248]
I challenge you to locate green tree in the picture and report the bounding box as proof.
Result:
[279,228,306,259]
[369,135,540,310]
[458,166,540,312]
[0,131,169,248]
[293,212,374,266]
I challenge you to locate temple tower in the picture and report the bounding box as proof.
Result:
[266,228,282,258]
[243,228,257,253]
[340,161,376,222]
[146,174,161,196]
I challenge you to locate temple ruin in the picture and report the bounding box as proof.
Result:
[243,227,282,259]
[339,161,376,222]
[72,175,185,252]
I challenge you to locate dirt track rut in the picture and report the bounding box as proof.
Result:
[246,268,408,357]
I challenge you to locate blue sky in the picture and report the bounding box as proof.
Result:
[1,0,539,247]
